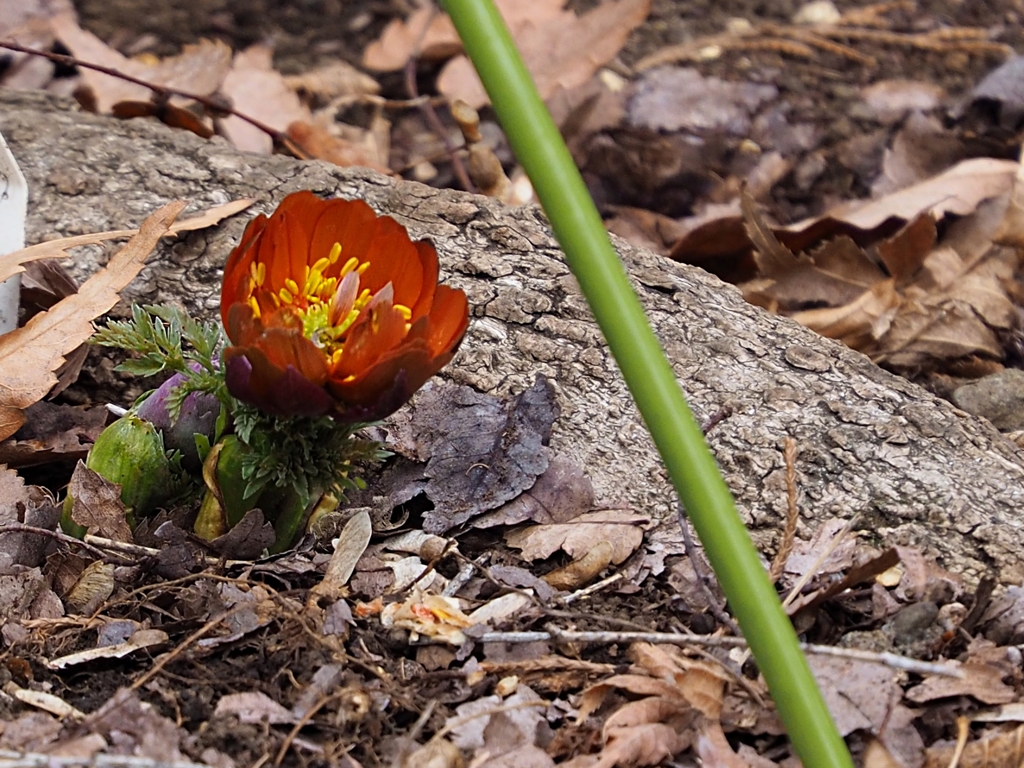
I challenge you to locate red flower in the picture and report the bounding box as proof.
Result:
[221,191,469,421]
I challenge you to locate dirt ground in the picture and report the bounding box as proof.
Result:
[2,0,1024,766]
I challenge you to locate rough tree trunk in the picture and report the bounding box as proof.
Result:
[2,89,1022,583]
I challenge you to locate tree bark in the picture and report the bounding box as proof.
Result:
[2,89,1022,583]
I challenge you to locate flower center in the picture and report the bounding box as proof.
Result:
[245,243,412,364]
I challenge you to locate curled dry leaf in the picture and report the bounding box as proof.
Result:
[505,509,648,564]
[673,157,1018,275]
[65,462,133,542]
[714,156,1024,372]
[543,539,615,590]
[0,200,185,441]
[906,661,1016,705]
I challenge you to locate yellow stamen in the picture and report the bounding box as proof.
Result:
[395,304,412,321]
[279,287,293,303]
[328,242,342,264]
[339,256,359,277]
[284,278,300,296]
[248,297,261,319]
[249,261,266,287]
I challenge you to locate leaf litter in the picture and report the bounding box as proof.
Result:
[2,365,1024,766]
[7,0,1024,765]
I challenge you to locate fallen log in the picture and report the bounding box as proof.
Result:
[2,88,1022,582]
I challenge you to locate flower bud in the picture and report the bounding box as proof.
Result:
[135,368,220,471]
[61,414,178,535]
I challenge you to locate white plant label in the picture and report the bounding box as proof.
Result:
[0,131,26,335]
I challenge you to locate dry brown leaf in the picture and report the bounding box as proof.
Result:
[673,157,1018,273]
[871,112,966,198]
[505,509,647,564]
[364,0,650,108]
[65,463,130,543]
[813,157,1017,232]
[907,662,1016,705]
[217,44,311,154]
[283,61,380,102]
[924,723,1024,768]
[696,721,752,768]
[578,674,686,722]
[872,294,1003,368]
[0,402,107,468]
[363,1,566,72]
[875,213,937,285]
[0,198,253,286]
[0,201,184,441]
[51,13,231,114]
[630,644,727,719]
[791,279,901,350]
[603,696,693,732]
[808,655,903,736]
[542,539,614,590]
[594,723,691,768]
[438,0,651,108]
[286,120,392,175]
[741,192,888,308]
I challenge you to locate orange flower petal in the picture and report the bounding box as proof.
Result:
[221,191,469,421]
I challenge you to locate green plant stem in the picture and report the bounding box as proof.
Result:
[440,2,854,766]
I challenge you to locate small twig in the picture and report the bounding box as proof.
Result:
[469,627,963,678]
[676,503,741,635]
[402,537,457,592]
[128,605,247,692]
[769,437,800,583]
[700,405,733,436]
[946,716,970,768]
[401,4,474,192]
[561,573,622,604]
[781,517,857,611]
[0,40,312,160]
[0,523,134,566]
[83,533,250,568]
[273,690,346,766]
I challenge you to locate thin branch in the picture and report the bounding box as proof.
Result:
[0,523,134,565]
[0,40,311,159]
[469,627,964,678]
[400,4,474,192]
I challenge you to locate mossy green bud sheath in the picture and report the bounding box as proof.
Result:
[439,1,854,766]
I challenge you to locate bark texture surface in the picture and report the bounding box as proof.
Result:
[2,89,1023,582]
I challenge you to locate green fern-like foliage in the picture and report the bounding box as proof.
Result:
[233,404,389,501]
